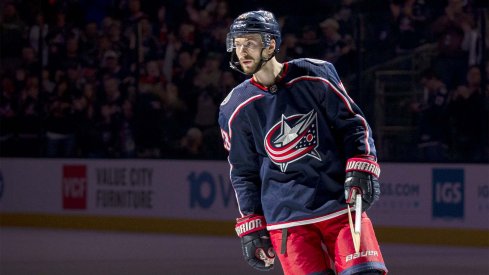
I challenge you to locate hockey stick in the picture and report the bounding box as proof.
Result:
[355,193,362,234]
[347,192,361,253]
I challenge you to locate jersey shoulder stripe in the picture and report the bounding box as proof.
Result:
[227,93,264,137]
[218,79,265,134]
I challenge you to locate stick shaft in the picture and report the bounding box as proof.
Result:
[347,204,360,253]
[354,194,362,233]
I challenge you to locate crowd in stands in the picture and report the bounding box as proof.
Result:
[0,0,488,162]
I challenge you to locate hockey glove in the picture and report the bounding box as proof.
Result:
[235,214,275,271]
[344,157,381,211]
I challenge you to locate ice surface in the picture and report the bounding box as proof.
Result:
[0,228,488,275]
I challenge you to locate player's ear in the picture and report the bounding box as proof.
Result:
[267,39,276,55]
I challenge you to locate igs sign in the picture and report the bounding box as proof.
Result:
[432,168,464,219]
[62,165,87,210]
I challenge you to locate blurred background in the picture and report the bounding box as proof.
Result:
[0,0,488,162]
[0,0,488,274]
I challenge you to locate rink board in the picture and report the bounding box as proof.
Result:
[0,158,488,246]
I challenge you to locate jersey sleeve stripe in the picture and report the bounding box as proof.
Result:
[355,114,371,155]
[226,158,245,217]
[325,79,371,155]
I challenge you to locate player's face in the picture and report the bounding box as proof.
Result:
[234,34,264,74]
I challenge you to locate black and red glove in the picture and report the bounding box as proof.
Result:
[344,157,381,211]
[235,214,275,271]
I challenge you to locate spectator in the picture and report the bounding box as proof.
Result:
[297,25,321,58]
[100,50,128,81]
[181,0,201,25]
[212,0,232,27]
[0,76,18,156]
[484,61,489,160]
[41,69,55,94]
[140,60,165,86]
[173,50,198,112]
[20,46,40,75]
[97,35,113,61]
[160,82,190,154]
[193,87,219,129]
[139,17,162,61]
[174,127,204,159]
[106,20,128,60]
[81,77,124,158]
[411,69,450,161]
[204,1,231,54]
[120,99,136,157]
[206,21,228,53]
[133,84,164,158]
[61,35,82,70]
[155,5,171,46]
[177,21,198,50]
[75,82,104,157]
[65,64,84,96]
[448,65,487,161]
[16,75,43,157]
[333,0,355,36]
[80,21,99,63]
[194,52,222,89]
[318,18,356,75]
[127,0,146,24]
[217,70,237,100]
[430,0,475,89]
[46,11,73,49]
[389,0,431,53]
[319,18,345,63]
[277,33,301,62]
[201,126,227,160]
[44,78,77,157]
[28,13,49,67]
[0,0,484,162]
[0,2,26,71]
[362,0,397,65]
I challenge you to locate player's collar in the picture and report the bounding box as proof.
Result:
[251,62,288,92]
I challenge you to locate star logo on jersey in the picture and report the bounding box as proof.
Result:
[264,110,321,172]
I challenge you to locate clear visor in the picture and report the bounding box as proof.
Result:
[226,33,234,52]
[226,33,270,52]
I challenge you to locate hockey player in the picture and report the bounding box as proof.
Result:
[219,10,387,275]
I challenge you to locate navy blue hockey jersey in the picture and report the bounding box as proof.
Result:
[218,58,377,230]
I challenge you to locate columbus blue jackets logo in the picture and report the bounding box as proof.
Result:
[264,110,321,172]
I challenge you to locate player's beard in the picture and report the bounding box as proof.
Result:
[239,56,261,74]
